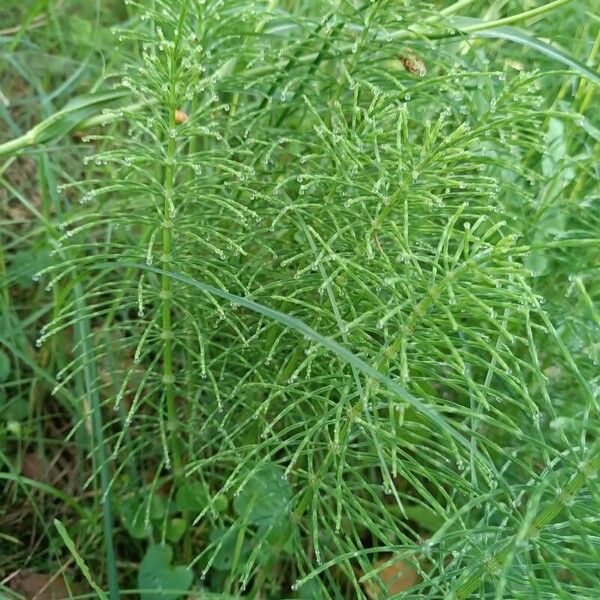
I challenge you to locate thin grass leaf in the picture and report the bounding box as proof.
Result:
[451,17,600,87]
[124,262,478,463]
[54,519,110,600]
[0,90,129,155]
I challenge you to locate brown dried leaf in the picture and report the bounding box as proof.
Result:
[21,453,46,482]
[363,556,419,599]
[9,571,75,600]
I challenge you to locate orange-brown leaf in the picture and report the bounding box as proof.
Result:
[363,556,419,598]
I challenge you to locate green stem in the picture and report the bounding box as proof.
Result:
[438,0,477,17]
[0,130,36,156]
[454,0,574,33]
[161,93,182,476]
[226,509,250,594]
[578,28,600,114]
[156,0,187,480]
[160,0,191,479]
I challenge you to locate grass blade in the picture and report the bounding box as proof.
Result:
[54,519,110,600]
[0,90,129,156]
[123,263,487,466]
[72,282,120,600]
[451,17,600,87]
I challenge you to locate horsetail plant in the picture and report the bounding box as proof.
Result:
[6,0,599,598]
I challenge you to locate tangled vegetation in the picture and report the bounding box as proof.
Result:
[1,1,599,598]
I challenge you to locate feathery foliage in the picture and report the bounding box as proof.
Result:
[1,1,599,598]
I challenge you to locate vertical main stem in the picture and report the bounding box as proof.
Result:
[162,72,182,476]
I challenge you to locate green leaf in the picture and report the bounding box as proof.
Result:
[542,117,568,176]
[524,247,549,278]
[451,17,600,88]
[150,494,167,521]
[12,247,53,289]
[0,398,28,422]
[138,544,193,600]
[31,90,129,146]
[175,481,208,512]
[214,494,229,513]
[526,207,567,276]
[0,350,10,382]
[165,518,187,544]
[120,496,150,539]
[257,517,293,548]
[233,463,292,527]
[208,527,250,572]
[293,579,322,599]
[404,504,445,533]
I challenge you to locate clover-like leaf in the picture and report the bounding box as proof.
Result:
[175,481,208,512]
[208,526,250,572]
[120,495,150,540]
[0,397,28,422]
[233,463,293,527]
[165,518,187,544]
[138,544,192,600]
[149,493,167,521]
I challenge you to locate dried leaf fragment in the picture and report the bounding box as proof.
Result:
[20,453,46,482]
[363,556,419,598]
[9,571,74,600]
